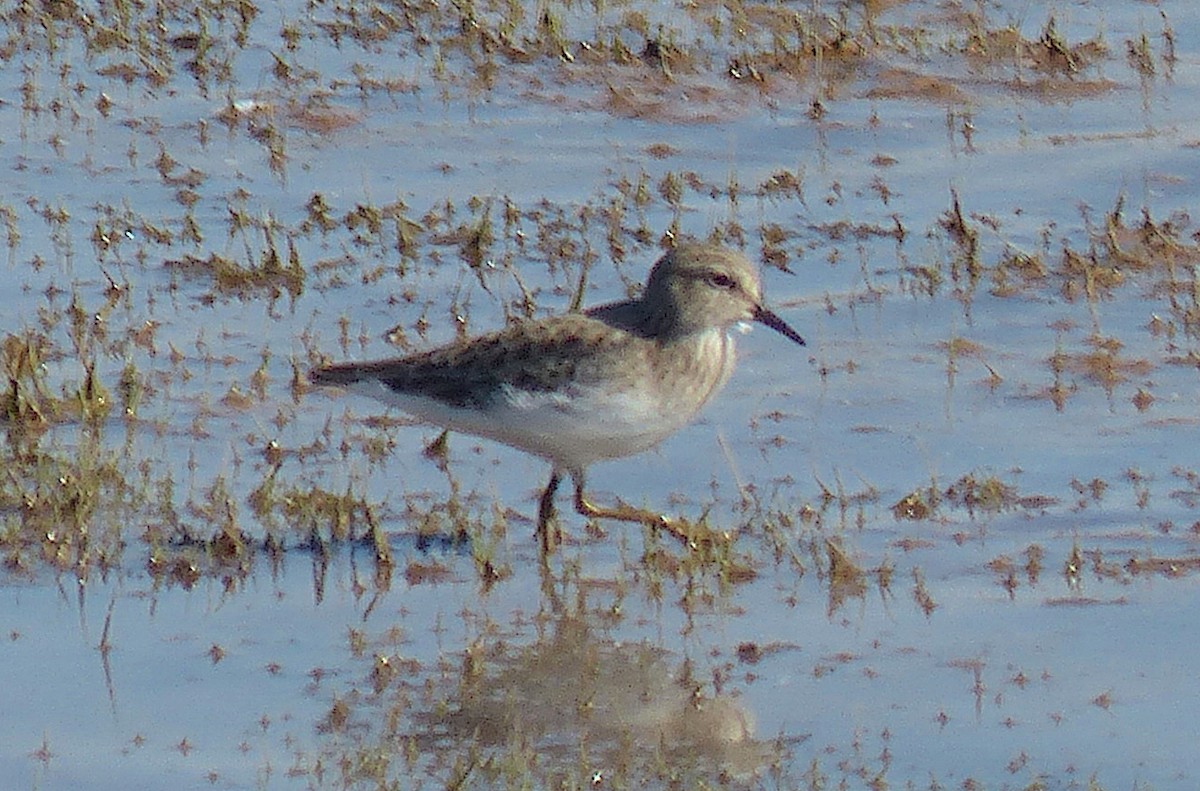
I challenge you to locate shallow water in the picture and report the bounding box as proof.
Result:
[2,0,1200,788]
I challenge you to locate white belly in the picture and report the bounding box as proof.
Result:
[345,327,738,473]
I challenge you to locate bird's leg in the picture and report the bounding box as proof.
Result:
[570,473,708,548]
[537,471,564,554]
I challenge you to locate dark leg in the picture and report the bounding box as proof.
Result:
[537,471,563,554]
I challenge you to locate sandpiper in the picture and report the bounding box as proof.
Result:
[309,241,805,552]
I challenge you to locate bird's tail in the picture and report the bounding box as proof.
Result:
[308,362,370,387]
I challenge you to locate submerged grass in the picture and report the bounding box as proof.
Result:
[2,146,1197,595]
[0,1,1195,787]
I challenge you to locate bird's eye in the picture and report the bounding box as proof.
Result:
[706,273,737,290]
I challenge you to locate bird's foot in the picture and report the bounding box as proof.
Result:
[536,508,564,556]
[537,476,564,556]
[657,513,733,553]
[575,494,730,552]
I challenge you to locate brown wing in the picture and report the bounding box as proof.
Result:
[310,314,641,409]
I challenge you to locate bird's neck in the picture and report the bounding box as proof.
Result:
[588,295,700,343]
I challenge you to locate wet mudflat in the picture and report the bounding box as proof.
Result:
[1,0,1199,789]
